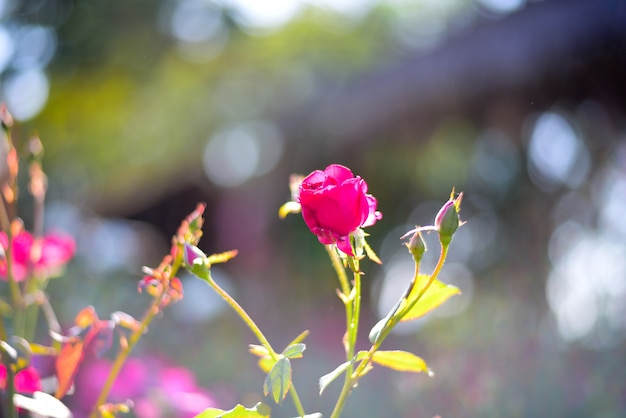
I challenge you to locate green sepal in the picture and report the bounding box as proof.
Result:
[318,361,351,395]
[190,258,211,281]
[363,238,382,264]
[371,350,433,375]
[195,402,271,417]
[281,343,306,359]
[263,357,292,404]
[249,344,270,358]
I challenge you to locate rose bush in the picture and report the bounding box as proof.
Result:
[298,164,381,255]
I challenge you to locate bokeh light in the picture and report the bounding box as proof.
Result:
[527,111,591,191]
[546,140,626,349]
[0,26,14,72]
[3,68,49,120]
[477,0,525,15]
[203,120,284,187]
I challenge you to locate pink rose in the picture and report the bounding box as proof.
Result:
[298,164,381,255]
[0,231,75,281]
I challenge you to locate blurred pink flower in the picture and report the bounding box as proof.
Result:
[298,164,381,255]
[72,356,218,418]
[0,230,75,281]
[0,364,42,394]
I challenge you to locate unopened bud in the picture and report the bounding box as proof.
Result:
[406,230,426,263]
[183,243,206,269]
[435,198,460,247]
[183,243,211,280]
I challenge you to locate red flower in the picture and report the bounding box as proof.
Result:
[298,164,381,255]
[0,231,75,282]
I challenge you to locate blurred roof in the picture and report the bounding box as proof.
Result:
[282,0,626,146]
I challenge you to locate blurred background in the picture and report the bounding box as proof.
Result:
[2,0,626,416]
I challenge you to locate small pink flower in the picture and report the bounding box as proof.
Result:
[0,230,75,281]
[298,164,381,255]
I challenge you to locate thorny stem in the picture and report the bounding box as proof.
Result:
[204,271,307,417]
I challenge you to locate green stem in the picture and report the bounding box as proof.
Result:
[204,272,307,417]
[0,315,6,342]
[330,260,361,418]
[23,279,45,342]
[23,171,46,341]
[348,269,361,359]
[0,199,24,336]
[205,271,277,357]
[0,341,17,418]
[288,385,305,418]
[89,297,161,418]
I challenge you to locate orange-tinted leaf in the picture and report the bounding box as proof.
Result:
[55,341,84,398]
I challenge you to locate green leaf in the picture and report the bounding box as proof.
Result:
[263,357,292,404]
[195,402,271,418]
[371,350,433,375]
[318,361,351,395]
[401,275,460,322]
[282,343,306,359]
